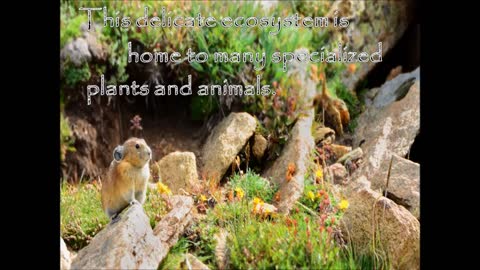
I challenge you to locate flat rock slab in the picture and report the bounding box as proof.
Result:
[340,177,420,270]
[353,70,420,193]
[71,196,194,269]
[387,154,420,219]
[263,113,314,213]
[200,112,257,183]
[182,254,210,270]
[61,237,72,270]
[371,68,420,109]
[262,48,316,214]
[154,196,194,247]
[71,204,163,269]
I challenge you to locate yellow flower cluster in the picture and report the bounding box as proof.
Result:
[315,167,323,181]
[338,199,349,210]
[235,187,245,200]
[307,191,315,201]
[157,182,172,195]
[252,197,277,217]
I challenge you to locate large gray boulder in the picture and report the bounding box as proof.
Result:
[352,69,420,195]
[71,196,194,269]
[60,38,91,66]
[339,177,420,270]
[60,23,105,73]
[386,154,420,219]
[200,112,257,183]
[158,151,200,194]
[60,237,72,270]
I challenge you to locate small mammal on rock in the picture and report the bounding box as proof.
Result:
[101,137,152,219]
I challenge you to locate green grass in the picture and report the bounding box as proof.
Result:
[60,13,86,48]
[228,212,348,269]
[61,172,389,269]
[226,170,278,203]
[60,181,108,251]
[60,181,167,251]
[159,170,387,269]
[158,237,191,270]
[167,198,363,269]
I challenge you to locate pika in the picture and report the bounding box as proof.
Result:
[101,137,152,219]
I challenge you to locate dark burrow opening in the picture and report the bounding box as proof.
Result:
[358,17,420,91]
[407,135,420,163]
[118,94,205,163]
[120,41,227,164]
[385,191,412,211]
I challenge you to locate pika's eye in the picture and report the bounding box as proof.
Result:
[135,144,140,149]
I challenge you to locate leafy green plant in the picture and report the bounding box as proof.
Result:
[61,0,362,140]
[60,113,75,162]
[63,62,92,87]
[165,170,380,269]
[103,27,130,84]
[60,9,86,47]
[329,71,362,120]
[226,170,278,203]
[190,95,218,121]
[158,237,191,270]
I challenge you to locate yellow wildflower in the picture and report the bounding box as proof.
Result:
[157,182,172,195]
[338,199,349,210]
[252,197,264,214]
[252,196,277,217]
[235,187,245,200]
[252,197,264,205]
[199,194,207,202]
[315,167,323,180]
[307,191,315,201]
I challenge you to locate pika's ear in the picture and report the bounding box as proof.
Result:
[113,146,124,161]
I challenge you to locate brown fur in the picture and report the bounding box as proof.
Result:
[101,137,152,219]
